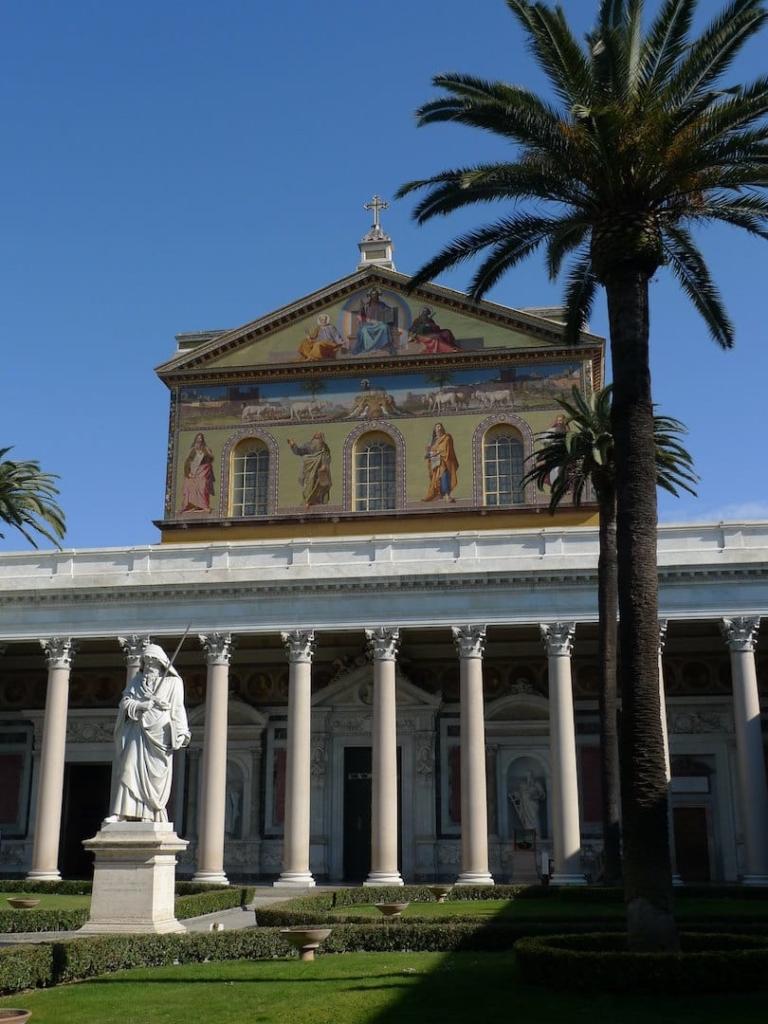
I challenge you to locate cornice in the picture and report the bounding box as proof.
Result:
[1,562,766,611]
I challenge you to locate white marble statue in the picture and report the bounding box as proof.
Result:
[106,643,191,823]
[509,771,545,832]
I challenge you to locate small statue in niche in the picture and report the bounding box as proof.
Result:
[106,644,191,823]
[509,771,545,832]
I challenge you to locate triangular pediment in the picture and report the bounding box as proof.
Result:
[156,266,602,381]
[312,661,441,708]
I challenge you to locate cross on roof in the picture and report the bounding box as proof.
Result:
[364,194,389,232]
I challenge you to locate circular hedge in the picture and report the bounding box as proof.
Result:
[514,932,768,995]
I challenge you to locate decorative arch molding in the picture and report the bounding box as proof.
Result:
[220,428,280,518]
[471,413,538,507]
[342,420,407,512]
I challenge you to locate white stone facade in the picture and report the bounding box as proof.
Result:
[0,521,766,884]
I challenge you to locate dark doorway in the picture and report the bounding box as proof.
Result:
[60,763,112,878]
[342,746,402,882]
[673,806,711,882]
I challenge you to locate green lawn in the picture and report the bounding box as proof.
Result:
[1,892,91,911]
[1,953,765,1024]
[331,897,768,921]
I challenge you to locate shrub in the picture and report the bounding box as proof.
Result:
[0,908,89,933]
[175,887,255,920]
[0,919,630,996]
[0,880,92,895]
[514,932,768,995]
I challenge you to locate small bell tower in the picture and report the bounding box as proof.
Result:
[357,194,396,271]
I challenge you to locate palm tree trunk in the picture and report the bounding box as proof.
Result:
[605,267,677,951]
[596,484,621,885]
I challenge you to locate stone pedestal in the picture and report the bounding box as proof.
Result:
[79,821,188,934]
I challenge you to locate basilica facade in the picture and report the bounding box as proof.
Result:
[0,218,766,887]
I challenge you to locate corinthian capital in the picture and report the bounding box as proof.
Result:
[118,634,150,665]
[281,630,315,664]
[540,622,576,657]
[721,616,761,653]
[365,627,400,662]
[40,637,76,669]
[200,632,234,666]
[452,625,486,660]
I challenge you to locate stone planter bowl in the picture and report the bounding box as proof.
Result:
[374,902,410,918]
[6,898,40,910]
[280,926,332,962]
[429,885,453,903]
[0,1011,32,1023]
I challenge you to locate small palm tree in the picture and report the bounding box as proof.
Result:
[398,0,768,949]
[0,447,66,549]
[523,386,697,886]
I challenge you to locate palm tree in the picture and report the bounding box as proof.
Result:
[0,447,66,549]
[397,0,767,949]
[522,386,697,886]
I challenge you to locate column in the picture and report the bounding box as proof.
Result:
[193,633,234,885]
[658,621,683,886]
[27,637,76,881]
[275,630,316,888]
[541,622,586,885]
[364,627,404,887]
[721,617,768,884]
[452,625,494,886]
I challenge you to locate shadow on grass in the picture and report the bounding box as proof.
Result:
[359,906,768,1024]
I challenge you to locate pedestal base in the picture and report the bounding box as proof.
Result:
[743,874,768,887]
[79,821,188,935]
[273,871,316,889]
[455,871,494,886]
[364,871,404,887]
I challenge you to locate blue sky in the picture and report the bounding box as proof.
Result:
[2,0,766,550]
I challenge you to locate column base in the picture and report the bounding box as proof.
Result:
[742,874,768,887]
[25,869,61,882]
[550,873,588,886]
[191,870,229,886]
[364,871,404,887]
[273,871,316,889]
[672,874,684,887]
[455,871,494,886]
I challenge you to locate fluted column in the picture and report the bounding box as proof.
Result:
[275,630,316,888]
[658,621,682,886]
[721,617,768,884]
[364,627,403,886]
[452,625,494,886]
[541,623,586,885]
[193,633,233,885]
[27,638,76,881]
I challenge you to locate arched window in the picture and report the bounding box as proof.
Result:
[231,440,270,516]
[354,432,396,512]
[483,425,524,506]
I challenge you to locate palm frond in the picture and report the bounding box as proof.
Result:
[639,0,696,96]
[663,225,735,347]
[0,448,66,549]
[505,1,595,107]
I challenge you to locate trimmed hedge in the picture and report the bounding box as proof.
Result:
[0,880,236,897]
[0,888,254,933]
[0,908,89,934]
[515,931,768,995]
[175,887,255,920]
[0,920,623,997]
[0,880,92,895]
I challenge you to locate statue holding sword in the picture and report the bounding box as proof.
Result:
[106,634,191,823]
